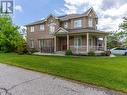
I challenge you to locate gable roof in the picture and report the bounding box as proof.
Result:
[25,19,45,26]
[54,27,69,35]
[25,7,97,26]
[84,7,98,17]
[58,7,98,21]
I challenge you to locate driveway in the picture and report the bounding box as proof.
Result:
[0,64,125,95]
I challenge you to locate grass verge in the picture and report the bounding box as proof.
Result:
[0,53,127,93]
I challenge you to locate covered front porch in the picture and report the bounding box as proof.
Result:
[54,32,108,54]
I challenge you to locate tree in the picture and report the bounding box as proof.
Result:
[107,32,122,48]
[0,15,24,52]
[120,17,127,31]
[119,17,127,47]
[107,17,127,48]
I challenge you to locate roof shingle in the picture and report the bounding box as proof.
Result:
[25,7,96,26]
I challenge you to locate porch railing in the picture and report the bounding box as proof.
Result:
[89,46,105,51]
[70,45,104,54]
[70,46,87,54]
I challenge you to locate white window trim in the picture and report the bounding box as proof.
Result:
[30,26,34,32]
[30,40,34,48]
[38,40,41,48]
[64,22,68,28]
[74,20,82,28]
[74,37,82,48]
[48,23,56,33]
[40,24,45,31]
[88,18,93,27]
[89,37,93,47]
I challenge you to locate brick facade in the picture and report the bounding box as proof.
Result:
[26,8,108,54]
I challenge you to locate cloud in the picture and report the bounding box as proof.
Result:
[55,0,127,31]
[101,0,127,10]
[103,4,127,17]
[14,5,23,12]
[98,17,123,31]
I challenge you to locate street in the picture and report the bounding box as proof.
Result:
[0,64,125,95]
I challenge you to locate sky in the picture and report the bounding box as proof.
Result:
[13,0,127,31]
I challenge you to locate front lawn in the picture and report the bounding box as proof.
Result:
[0,53,127,93]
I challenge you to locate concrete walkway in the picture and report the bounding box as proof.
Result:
[33,52,65,56]
[0,64,126,95]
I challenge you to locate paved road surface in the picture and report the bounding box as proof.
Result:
[0,64,126,95]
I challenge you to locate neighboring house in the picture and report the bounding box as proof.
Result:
[26,8,108,54]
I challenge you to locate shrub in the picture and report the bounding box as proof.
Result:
[100,51,111,56]
[105,51,111,56]
[88,51,95,56]
[65,49,73,55]
[28,48,38,54]
[17,43,29,55]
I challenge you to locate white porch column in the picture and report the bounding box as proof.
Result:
[104,36,107,51]
[54,36,56,52]
[67,34,69,50]
[87,33,89,52]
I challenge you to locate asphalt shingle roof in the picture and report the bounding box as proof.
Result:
[26,8,94,26]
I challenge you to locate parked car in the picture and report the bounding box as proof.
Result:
[110,48,127,55]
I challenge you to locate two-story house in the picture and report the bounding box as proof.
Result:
[26,8,108,54]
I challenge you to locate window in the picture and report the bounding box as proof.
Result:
[74,20,82,28]
[30,26,34,32]
[74,37,82,47]
[40,24,44,31]
[88,18,93,27]
[64,22,68,28]
[38,40,41,48]
[114,48,126,50]
[49,25,55,33]
[40,39,54,48]
[48,23,55,33]
[30,40,34,48]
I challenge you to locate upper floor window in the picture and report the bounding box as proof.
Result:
[64,22,68,28]
[48,23,56,33]
[30,26,34,32]
[88,18,93,27]
[74,20,82,28]
[40,24,44,31]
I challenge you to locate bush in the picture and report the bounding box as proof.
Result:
[28,48,37,54]
[88,51,95,56]
[101,51,111,56]
[17,43,29,55]
[65,49,73,55]
[105,51,111,56]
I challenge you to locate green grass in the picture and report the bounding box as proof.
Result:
[0,53,127,92]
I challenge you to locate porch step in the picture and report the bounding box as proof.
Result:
[55,51,65,55]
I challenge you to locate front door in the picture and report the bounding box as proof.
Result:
[59,37,67,51]
[74,37,82,53]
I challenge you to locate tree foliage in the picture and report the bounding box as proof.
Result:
[0,15,24,52]
[107,17,127,48]
[120,17,127,32]
[119,17,127,46]
[107,32,122,48]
